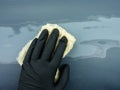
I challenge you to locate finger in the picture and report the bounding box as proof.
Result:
[23,38,37,64]
[41,29,59,61]
[31,29,48,60]
[56,64,70,90]
[51,36,67,67]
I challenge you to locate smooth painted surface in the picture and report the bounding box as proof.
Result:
[0,0,120,90]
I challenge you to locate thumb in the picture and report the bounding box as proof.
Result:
[56,64,70,90]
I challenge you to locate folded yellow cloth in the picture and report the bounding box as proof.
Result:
[17,23,76,82]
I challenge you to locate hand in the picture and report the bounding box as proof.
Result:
[18,29,70,90]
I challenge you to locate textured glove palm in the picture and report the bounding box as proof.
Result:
[18,29,70,90]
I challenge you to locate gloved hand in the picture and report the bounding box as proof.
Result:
[18,29,70,90]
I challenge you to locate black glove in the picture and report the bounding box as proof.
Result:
[18,29,70,90]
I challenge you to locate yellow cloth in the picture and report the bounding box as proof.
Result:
[17,23,76,82]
